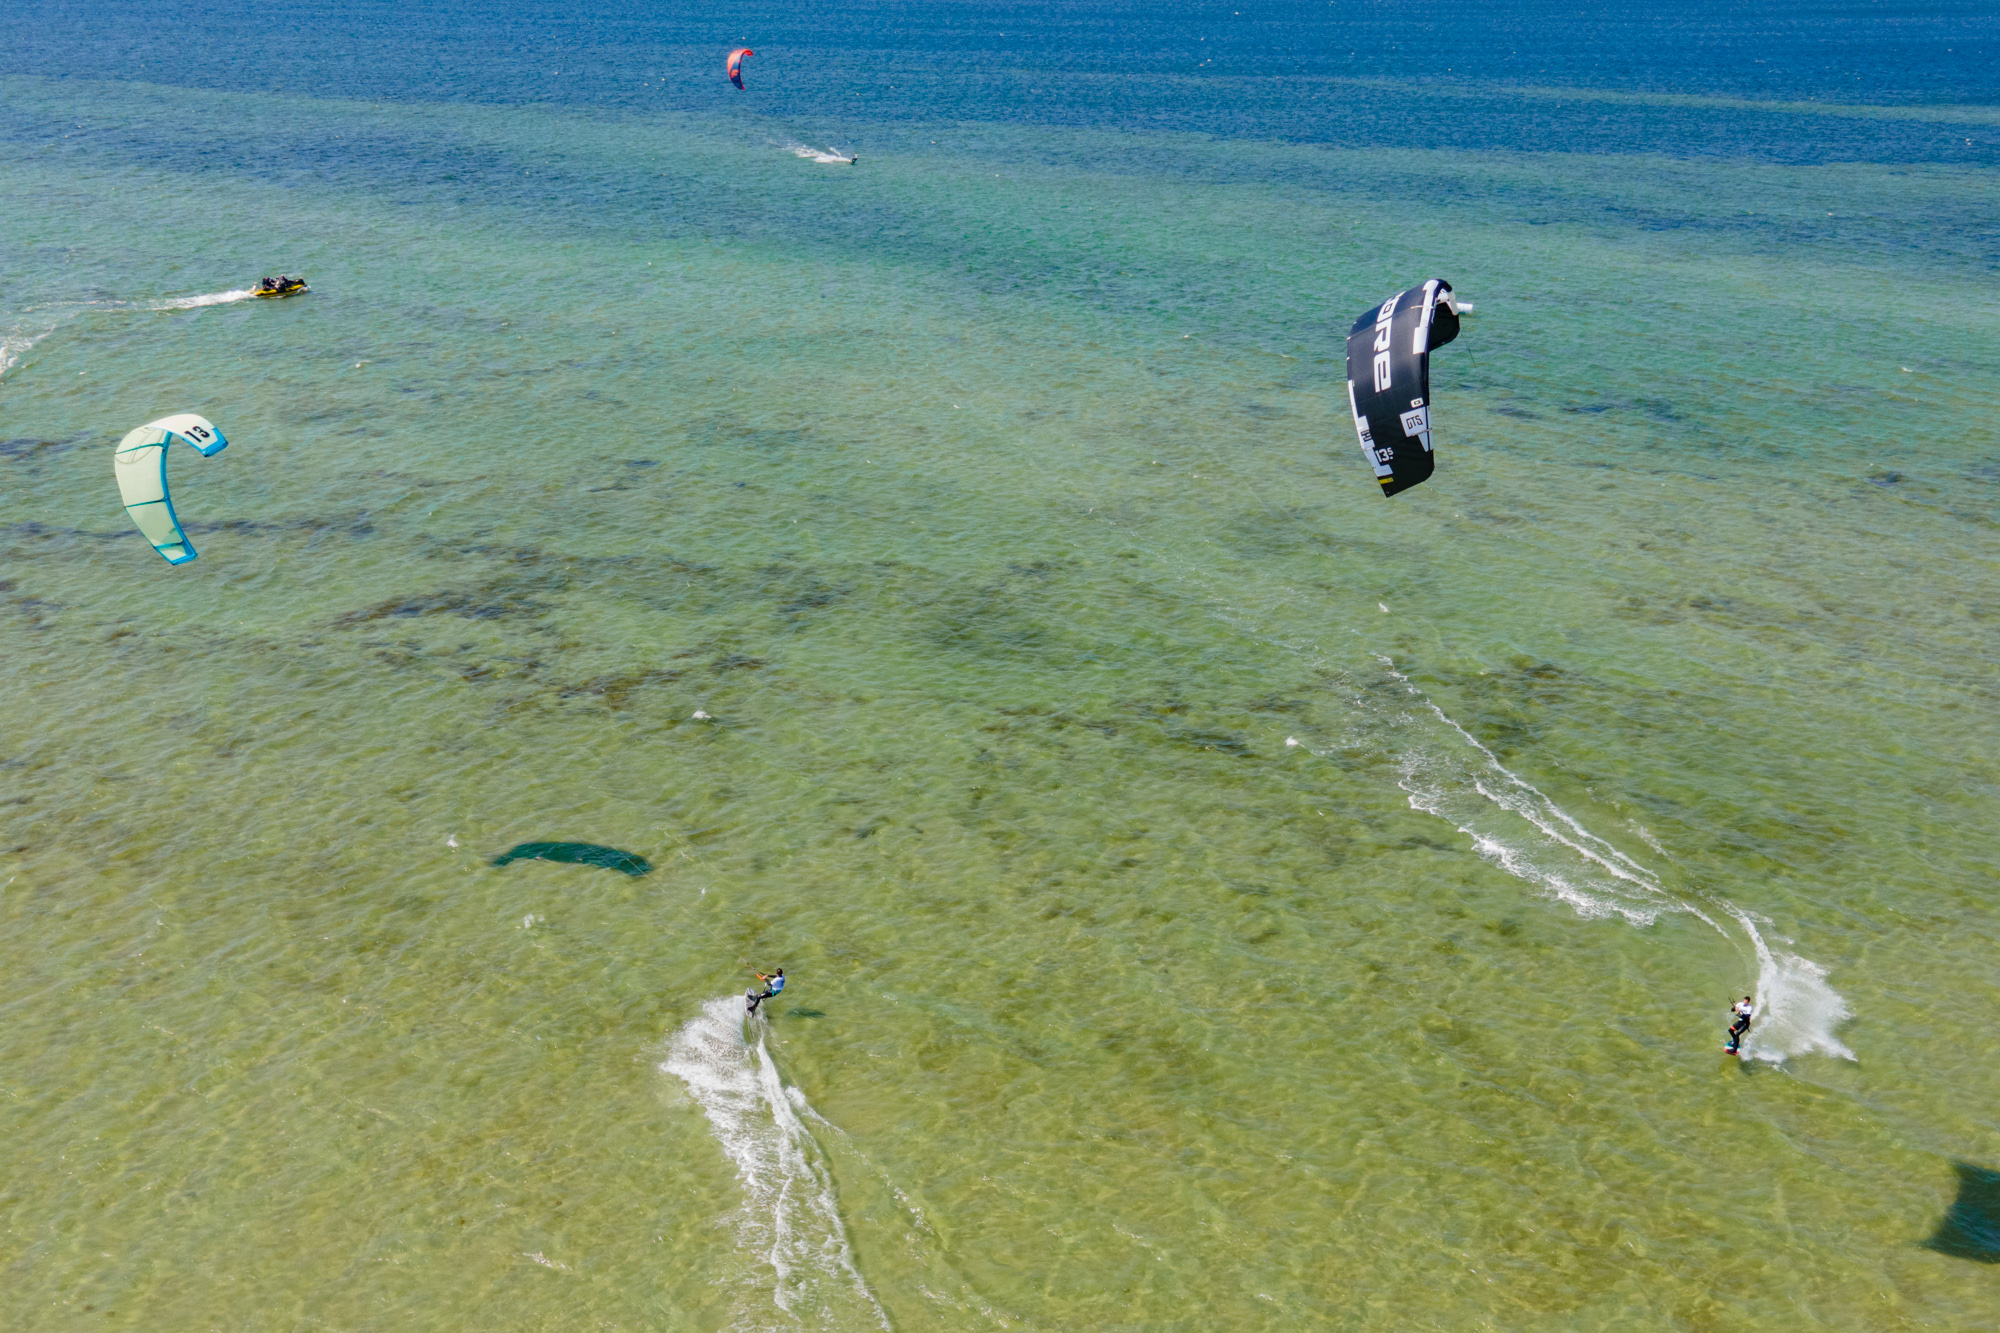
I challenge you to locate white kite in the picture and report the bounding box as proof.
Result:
[113,413,227,564]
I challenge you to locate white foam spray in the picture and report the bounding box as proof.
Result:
[0,321,60,381]
[785,143,856,164]
[145,288,258,310]
[662,996,890,1330]
[1360,656,1853,1064]
[1732,910,1855,1062]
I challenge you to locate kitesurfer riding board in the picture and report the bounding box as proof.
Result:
[745,968,785,1015]
[1724,995,1754,1054]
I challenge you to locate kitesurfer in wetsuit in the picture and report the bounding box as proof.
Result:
[1725,995,1754,1053]
[746,968,785,1015]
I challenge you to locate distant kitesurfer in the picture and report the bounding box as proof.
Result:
[746,967,785,1015]
[1725,995,1754,1054]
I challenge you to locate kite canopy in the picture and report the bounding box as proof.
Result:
[727,47,754,89]
[1344,278,1461,498]
[113,413,227,564]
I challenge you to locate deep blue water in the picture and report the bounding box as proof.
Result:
[9,1,1999,164]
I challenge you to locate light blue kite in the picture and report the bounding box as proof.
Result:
[113,413,227,564]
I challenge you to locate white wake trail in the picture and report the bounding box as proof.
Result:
[1374,654,1682,928]
[785,143,856,164]
[146,288,258,310]
[2,289,260,381]
[1366,656,1852,1064]
[0,323,57,381]
[662,996,889,1330]
[1154,564,1855,1064]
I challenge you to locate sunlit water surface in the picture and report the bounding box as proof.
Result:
[4,3,1999,1328]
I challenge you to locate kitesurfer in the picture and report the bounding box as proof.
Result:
[1725,995,1754,1054]
[745,968,785,1015]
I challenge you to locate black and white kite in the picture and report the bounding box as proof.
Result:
[1344,278,1462,497]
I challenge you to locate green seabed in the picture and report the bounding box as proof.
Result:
[2,74,1999,1329]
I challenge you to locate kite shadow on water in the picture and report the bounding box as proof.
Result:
[1924,1162,2000,1263]
[491,841,652,877]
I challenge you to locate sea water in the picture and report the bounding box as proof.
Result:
[3,2,1998,1328]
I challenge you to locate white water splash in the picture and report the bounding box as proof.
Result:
[1733,911,1855,1062]
[662,996,889,1330]
[786,143,856,164]
[0,321,61,380]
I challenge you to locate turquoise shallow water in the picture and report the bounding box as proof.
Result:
[4,6,2000,1327]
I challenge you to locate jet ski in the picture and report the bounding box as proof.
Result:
[252,276,309,298]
